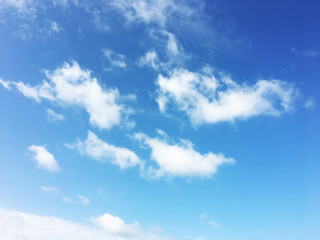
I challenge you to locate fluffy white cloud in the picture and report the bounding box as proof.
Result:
[0,78,11,90]
[91,212,141,236]
[46,108,64,121]
[77,195,91,206]
[102,49,127,69]
[156,68,298,125]
[0,208,164,240]
[14,61,125,129]
[134,132,234,178]
[28,145,60,172]
[67,131,141,169]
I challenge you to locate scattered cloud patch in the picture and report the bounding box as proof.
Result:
[62,197,74,204]
[50,21,62,33]
[67,130,141,169]
[138,30,186,72]
[77,195,90,206]
[28,145,60,172]
[111,0,196,26]
[292,47,319,58]
[46,108,64,121]
[208,220,219,228]
[156,68,298,126]
[102,49,127,70]
[134,131,234,178]
[0,78,11,90]
[41,186,60,193]
[13,61,125,129]
[0,208,164,240]
[304,98,315,109]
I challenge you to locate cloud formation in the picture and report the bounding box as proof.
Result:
[28,145,60,172]
[134,131,234,178]
[156,68,298,125]
[0,78,11,90]
[13,61,126,129]
[46,108,64,121]
[67,131,141,169]
[102,49,127,70]
[0,208,164,240]
[138,30,186,72]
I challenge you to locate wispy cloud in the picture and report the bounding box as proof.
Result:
[28,145,60,172]
[77,195,90,206]
[156,68,298,126]
[292,47,319,58]
[41,186,60,193]
[13,61,127,130]
[0,78,11,90]
[134,131,234,179]
[62,197,74,204]
[66,131,142,169]
[46,108,64,121]
[138,30,187,72]
[102,49,127,70]
[0,208,164,240]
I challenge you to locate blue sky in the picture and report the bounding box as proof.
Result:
[0,0,319,239]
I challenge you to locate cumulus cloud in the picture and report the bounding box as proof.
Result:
[0,208,163,240]
[156,68,298,125]
[67,131,141,169]
[0,78,11,90]
[134,131,234,178]
[46,108,64,121]
[91,212,141,236]
[13,61,125,129]
[102,49,127,70]
[28,145,60,172]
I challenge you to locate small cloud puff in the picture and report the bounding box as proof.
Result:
[28,145,60,172]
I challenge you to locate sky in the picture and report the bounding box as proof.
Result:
[0,0,319,239]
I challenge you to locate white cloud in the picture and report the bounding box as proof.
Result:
[41,186,60,193]
[291,47,319,58]
[304,98,315,109]
[0,0,36,19]
[102,49,127,69]
[46,108,64,121]
[134,131,234,178]
[0,78,11,90]
[67,131,141,169]
[138,30,186,72]
[208,220,218,228]
[77,195,91,206]
[62,197,74,204]
[0,208,164,240]
[14,61,125,130]
[28,145,60,172]
[91,212,141,236]
[156,68,298,125]
[50,21,62,33]
[112,0,195,26]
